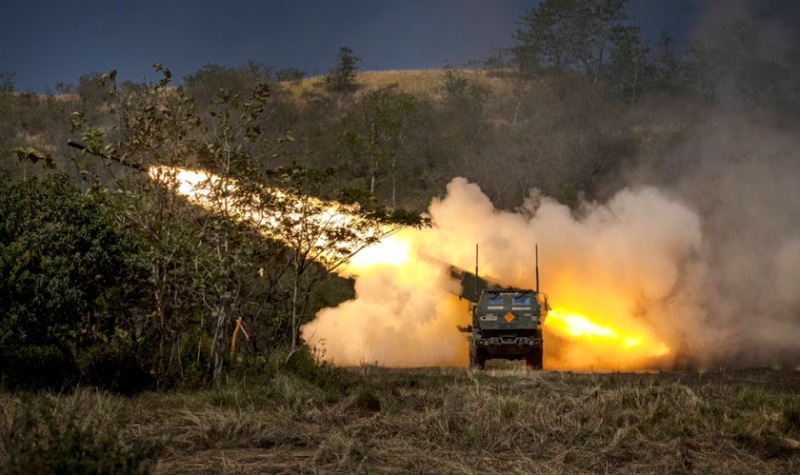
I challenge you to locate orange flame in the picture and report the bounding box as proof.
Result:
[547,309,670,358]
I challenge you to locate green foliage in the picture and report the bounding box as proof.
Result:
[481,47,514,77]
[437,68,490,152]
[513,0,598,75]
[77,72,112,108]
[275,67,306,83]
[0,175,146,373]
[10,147,56,169]
[280,344,350,395]
[0,399,160,475]
[336,86,422,205]
[513,3,800,110]
[783,402,800,434]
[323,47,361,94]
[512,0,687,104]
[78,339,158,395]
[183,61,277,104]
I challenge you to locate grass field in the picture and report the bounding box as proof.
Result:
[3,366,800,474]
[280,68,525,100]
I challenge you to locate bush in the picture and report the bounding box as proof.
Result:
[0,174,149,392]
[0,345,75,391]
[355,387,382,412]
[284,345,348,391]
[782,402,800,434]
[78,339,157,396]
[0,400,160,475]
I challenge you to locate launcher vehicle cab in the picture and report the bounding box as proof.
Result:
[465,288,547,369]
[450,245,550,369]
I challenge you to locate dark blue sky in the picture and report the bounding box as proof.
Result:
[0,0,740,93]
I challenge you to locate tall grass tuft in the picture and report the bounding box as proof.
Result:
[0,398,160,475]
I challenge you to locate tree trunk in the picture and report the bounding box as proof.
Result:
[56,339,81,378]
[212,307,227,386]
[391,155,396,209]
[594,42,606,86]
[291,263,300,351]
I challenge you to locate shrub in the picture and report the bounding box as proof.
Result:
[782,402,800,434]
[355,387,382,412]
[78,339,157,395]
[0,345,74,391]
[0,399,160,475]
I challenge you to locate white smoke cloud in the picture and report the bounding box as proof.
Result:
[303,178,704,370]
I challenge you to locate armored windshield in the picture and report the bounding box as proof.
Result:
[487,296,504,306]
[512,296,532,306]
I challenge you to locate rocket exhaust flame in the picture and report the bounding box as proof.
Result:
[546,309,670,358]
[146,165,402,270]
[149,166,699,372]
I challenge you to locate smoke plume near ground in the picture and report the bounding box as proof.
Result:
[634,113,800,369]
[303,178,705,370]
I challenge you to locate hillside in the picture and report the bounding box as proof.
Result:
[282,68,521,99]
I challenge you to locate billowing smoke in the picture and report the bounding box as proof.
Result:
[635,114,800,368]
[302,178,706,370]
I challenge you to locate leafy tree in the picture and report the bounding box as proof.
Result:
[72,64,211,383]
[275,67,306,83]
[513,0,631,78]
[184,61,274,92]
[183,61,277,109]
[513,0,593,75]
[605,26,651,106]
[323,47,361,94]
[0,174,145,377]
[77,71,111,108]
[337,87,421,207]
[438,68,490,151]
[649,30,685,95]
[587,0,630,82]
[482,47,513,78]
[55,81,76,95]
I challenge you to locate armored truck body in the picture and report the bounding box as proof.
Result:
[447,247,550,370]
[468,288,545,369]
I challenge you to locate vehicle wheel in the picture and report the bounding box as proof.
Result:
[525,348,543,370]
[477,349,488,369]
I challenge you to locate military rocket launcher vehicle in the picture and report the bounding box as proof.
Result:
[449,246,549,369]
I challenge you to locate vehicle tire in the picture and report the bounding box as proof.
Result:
[525,348,543,370]
[477,349,488,369]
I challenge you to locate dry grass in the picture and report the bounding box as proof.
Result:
[3,368,800,474]
[279,69,524,102]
